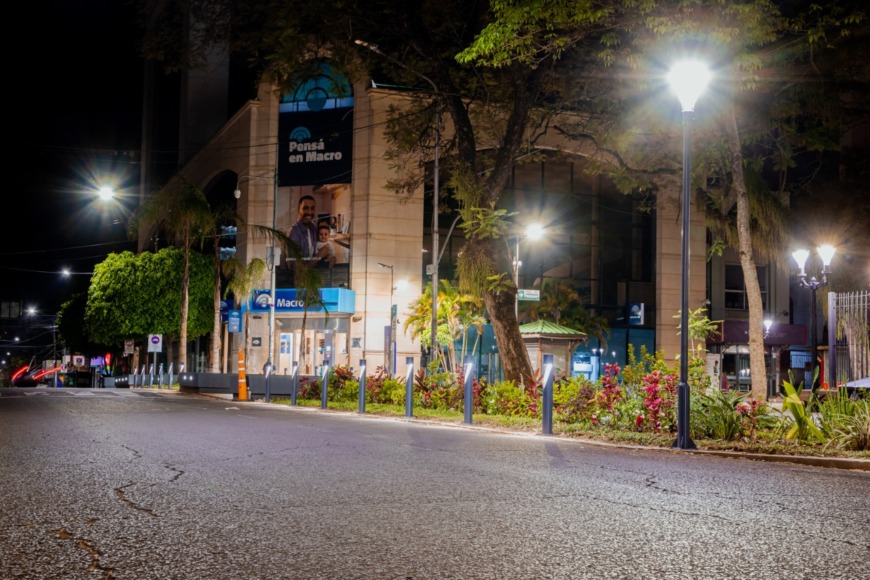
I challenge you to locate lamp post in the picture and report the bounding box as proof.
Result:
[514,223,545,318]
[355,39,441,368]
[234,159,280,380]
[378,262,396,376]
[667,60,711,450]
[792,245,835,389]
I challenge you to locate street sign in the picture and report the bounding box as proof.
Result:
[228,310,242,333]
[124,339,135,355]
[148,334,163,353]
[518,289,540,301]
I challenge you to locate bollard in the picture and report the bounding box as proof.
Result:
[264,359,273,403]
[158,363,165,389]
[358,359,367,414]
[463,355,475,424]
[542,354,554,436]
[168,362,174,391]
[321,362,331,409]
[149,364,155,388]
[289,362,298,405]
[404,357,415,418]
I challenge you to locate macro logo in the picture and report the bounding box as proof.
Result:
[289,127,311,142]
[254,293,272,308]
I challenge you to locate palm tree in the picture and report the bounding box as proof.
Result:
[221,257,266,374]
[131,178,213,370]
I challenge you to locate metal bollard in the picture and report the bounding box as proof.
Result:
[463,355,475,424]
[168,363,174,390]
[289,362,299,406]
[321,362,331,409]
[404,357,415,418]
[542,354,554,435]
[358,360,367,414]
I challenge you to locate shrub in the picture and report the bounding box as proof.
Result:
[554,375,597,423]
[636,369,678,432]
[825,400,870,451]
[691,388,773,440]
[480,380,533,416]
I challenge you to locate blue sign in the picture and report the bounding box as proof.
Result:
[249,288,356,314]
[629,303,644,326]
[228,310,243,334]
[220,299,235,323]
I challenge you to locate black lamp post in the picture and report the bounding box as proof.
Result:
[791,245,836,389]
[667,60,711,450]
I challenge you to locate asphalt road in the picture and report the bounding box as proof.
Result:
[1,387,868,579]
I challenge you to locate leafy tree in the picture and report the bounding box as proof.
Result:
[85,248,214,350]
[459,0,867,400]
[57,293,111,359]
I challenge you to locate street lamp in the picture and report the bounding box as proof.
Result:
[355,39,441,368]
[234,158,280,379]
[792,245,835,389]
[667,59,711,450]
[514,223,545,317]
[378,263,407,375]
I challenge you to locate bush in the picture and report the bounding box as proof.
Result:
[691,387,775,440]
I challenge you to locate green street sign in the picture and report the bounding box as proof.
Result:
[518,289,540,301]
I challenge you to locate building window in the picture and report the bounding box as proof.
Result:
[724,264,768,310]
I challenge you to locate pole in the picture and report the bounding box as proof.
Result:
[431,100,440,370]
[514,237,521,317]
[674,109,696,450]
[267,143,279,390]
[810,286,818,389]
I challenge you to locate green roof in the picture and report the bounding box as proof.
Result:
[519,320,586,337]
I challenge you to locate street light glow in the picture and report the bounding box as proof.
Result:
[667,60,711,112]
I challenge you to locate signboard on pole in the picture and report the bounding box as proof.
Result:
[228,311,242,333]
[124,339,135,355]
[518,289,540,301]
[148,334,163,353]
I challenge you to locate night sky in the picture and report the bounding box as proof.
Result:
[4,1,145,313]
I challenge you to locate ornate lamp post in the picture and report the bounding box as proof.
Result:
[667,60,711,450]
[792,245,835,389]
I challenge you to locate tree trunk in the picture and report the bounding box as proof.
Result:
[208,241,222,372]
[178,234,191,370]
[724,104,768,401]
[483,286,533,385]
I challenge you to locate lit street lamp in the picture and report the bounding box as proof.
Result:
[792,245,835,389]
[355,39,441,368]
[667,60,711,450]
[514,223,545,318]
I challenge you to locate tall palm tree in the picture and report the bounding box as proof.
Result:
[131,178,213,370]
[221,257,266,373]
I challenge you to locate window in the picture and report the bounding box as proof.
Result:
[724,264,767,310]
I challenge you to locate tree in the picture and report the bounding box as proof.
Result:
[221,257,266,374]
[459,0,867,400]
[131,178,214,369]
[85,249,213,350]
